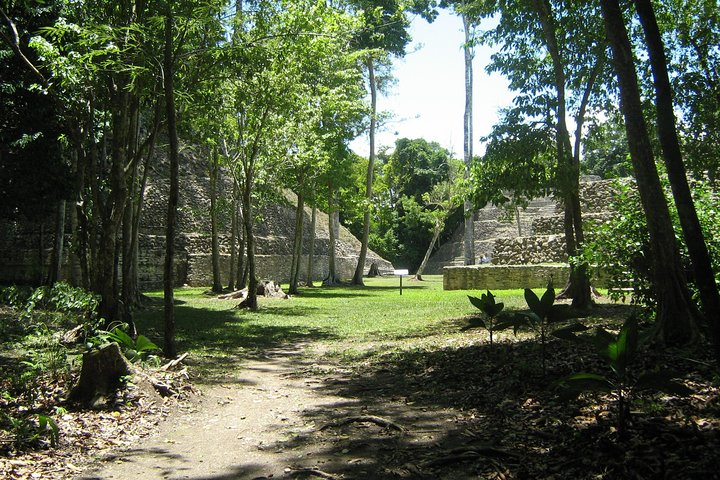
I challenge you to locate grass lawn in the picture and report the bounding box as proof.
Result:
[135,275,622,379]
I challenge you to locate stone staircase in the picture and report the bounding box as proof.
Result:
[424,178,616,273]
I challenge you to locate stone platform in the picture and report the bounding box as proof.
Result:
[443,264,609,290]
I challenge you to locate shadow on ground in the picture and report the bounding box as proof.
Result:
[77,446,268,480]
[135,303,335,382]
[253,305,720,479]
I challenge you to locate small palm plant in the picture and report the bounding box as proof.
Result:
[559,316,691,439]
[464,290,515,347]
[516,282,586,376]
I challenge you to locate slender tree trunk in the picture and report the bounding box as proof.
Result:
[532,0,592,309]
[634,0,720,358]
[306,205,317,287]
[163,9,178,358]
[210,146,222,293]
[462,9,475,266]
[121,183,136,335]
[415,221,442,281]
[600,0,700,345]
[242,170,257,309]
[97,93,129,324]
[289,189,305,295]
[324,189,341,285]
[236,205,246,289]
[37,222,45,286]
[47,199,66,285]
[130,106,159,305]
[353,57,377,285]
[228,181,238,291]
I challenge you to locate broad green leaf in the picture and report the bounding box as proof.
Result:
[468,295,487,312]
[493,319,518,332]
[490,302,505,317]
[540,284,555,311]
[614,316,639,377]
[524,288,542,315]
[108,328,134,349]
[135,335,159,353]
[461,317,487,331]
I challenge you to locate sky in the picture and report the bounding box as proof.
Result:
[349,10,515,158]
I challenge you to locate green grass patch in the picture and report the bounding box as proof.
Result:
[134,276,537,375]
[134,276,625,379]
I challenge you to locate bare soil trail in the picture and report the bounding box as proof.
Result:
[76,344,462,480]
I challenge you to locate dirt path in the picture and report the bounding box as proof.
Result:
[76,338,475,480]
[78,346,349,479]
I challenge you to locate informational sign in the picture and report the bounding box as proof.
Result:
[393,269,409,294]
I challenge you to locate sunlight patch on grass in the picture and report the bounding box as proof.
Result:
[136,275,624,376]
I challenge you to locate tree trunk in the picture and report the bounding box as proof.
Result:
[634,0,720,358]
[532,0,593,309]
[130,109,158,306]
[462,9,475,266]
[242,172,257,309]
[324,189,341,285]
[228,181,238,291]
[210,146,223,293]
[47,199,66,285]
[121,183,136,337]
[68,342,132,407]
[600,0,700,345]
[353,57,377,285]
[163,9,178,358]
[306,205,317,287]
[415,221,442,281]
[289,188,305,295]
[236,205,246,289]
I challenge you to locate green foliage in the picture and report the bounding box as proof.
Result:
[581,114,632,179]
[515,282,586,376]
[0,411,59,451]
[470,110,555,212]
[464,290,514,346]
[36,414,59,448]
[559,316,691,438]
[0,285,34,310]
[365,138,459,270]
[89,326,159,363]
[580,176,720,309]
[1,282,99,319]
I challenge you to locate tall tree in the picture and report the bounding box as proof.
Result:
[599,0,700,345]
[350,0,437,285]
[633,0,720,358]
[461,2,476,266]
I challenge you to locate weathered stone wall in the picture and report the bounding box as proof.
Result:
[443,264,571,290]
[492,235,568,264]
[0,153,394,288]
[443,264,610,290]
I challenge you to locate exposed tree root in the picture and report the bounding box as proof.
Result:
[287,467,337,479]
[160,352,189,371]
[319,415,406,433]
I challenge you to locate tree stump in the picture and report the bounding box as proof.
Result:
[367,263,380,277]
[68,342,133,407]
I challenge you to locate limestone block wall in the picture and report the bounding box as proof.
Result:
[443,264,571,290]
[443,264,610,290]
[492,235,568,264]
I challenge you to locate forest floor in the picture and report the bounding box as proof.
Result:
[2,280,720,479]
